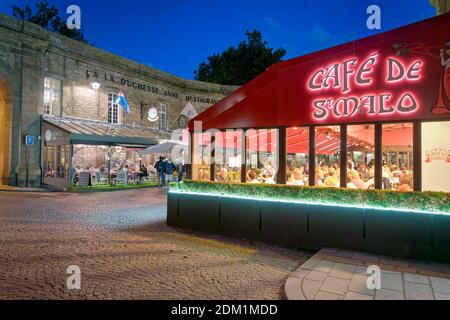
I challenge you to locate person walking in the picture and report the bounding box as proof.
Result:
[155,157,166,189]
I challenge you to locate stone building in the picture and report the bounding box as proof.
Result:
[430,0,450,14]
[0,14,235,189]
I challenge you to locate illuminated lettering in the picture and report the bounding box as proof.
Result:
[308,53,423,121]
[312,93,419,120]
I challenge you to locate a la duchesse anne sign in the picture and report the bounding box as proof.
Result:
[308,52,423,121]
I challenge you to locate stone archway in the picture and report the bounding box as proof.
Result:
[0,75,12,185]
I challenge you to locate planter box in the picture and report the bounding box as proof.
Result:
[364,209,433,260]
[219,197,262,240]
[431,214,450,263]
[261,201,309,248]
[308,204,365,251]
[168,192,450,263]
[168,193,221,233]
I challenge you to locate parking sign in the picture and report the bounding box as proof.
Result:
[25,135,34,147]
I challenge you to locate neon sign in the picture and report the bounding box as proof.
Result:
[308,53,423,120]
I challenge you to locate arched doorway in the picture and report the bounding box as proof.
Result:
[0,75,12,185]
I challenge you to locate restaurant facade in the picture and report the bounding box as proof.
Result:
[167,13,450,263]
[0,14,235,189]
[188,13,450,194]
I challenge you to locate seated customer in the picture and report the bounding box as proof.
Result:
[324,168,339,188]
[397,174,413,192]
[347,170,366,189]
[288,169,305,186]
[247,170,260,184]
[216,168,229,183]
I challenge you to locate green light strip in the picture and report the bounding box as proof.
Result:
[169,190,450,216]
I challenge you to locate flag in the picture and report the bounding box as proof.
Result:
[180,102,198,119]
[114,91,130,114]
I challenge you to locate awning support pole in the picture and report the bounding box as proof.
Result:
[375,123,383,190]
[340,125,348,188]
[277,127,287,185]
[413,121,422,192]
[241,129,247,183]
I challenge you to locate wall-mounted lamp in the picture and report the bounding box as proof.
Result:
[91,80,101,90]
[87,69,101,90]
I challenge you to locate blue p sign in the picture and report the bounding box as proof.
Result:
[25,135,34,147]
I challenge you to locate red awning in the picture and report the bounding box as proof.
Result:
[189,13,450,131]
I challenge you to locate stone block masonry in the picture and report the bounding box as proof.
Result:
[0,13,237,187]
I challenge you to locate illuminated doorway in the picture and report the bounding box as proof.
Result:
[0,76,12,185]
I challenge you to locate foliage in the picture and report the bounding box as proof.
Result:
[12,0,87,43]
[179,180,450,213]
[71,182,157,193]
[194,30,286,85]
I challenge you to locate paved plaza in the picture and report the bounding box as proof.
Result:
[285,248,450,300]
[0,189,311,300]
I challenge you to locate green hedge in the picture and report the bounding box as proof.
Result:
[178,180,450,214]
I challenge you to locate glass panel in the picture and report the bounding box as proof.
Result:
[43,144,69,180]
[192,132,211,181]
[346,125,375,189]
[315,126,341,188]
[214,130,243,183]
[422,121,450,192]
[72,145,108,186]
[245,129,279,184]
[287,127,310,186]
[382,123,414,191]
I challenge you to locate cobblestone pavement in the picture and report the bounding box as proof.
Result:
[0,189,312,300]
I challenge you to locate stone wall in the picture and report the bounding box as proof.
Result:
[0,13,236,186]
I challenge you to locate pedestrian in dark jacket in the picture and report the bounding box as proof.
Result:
[176,162,184,186]
[155,157,165,189]
[164,159,176,190]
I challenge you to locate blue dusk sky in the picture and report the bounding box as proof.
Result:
[0,0,437,79]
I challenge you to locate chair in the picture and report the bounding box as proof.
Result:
[113,171,128,186]
[94,171,109,185]
[140,172,157,184]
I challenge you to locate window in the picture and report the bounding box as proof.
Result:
[43,145,69,179]
[382,123,413,191]
[159,103,167,130]
[43,77,61,116]
[214,130,243,183]
[346,125,375,190]
[108,93,120,124]
[246,129,279,184]
[315,126,341,187]
[422,121,450,192]
[192,132,211,181]
[287,127,310,186]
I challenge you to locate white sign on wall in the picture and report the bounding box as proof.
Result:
[422,121,450,192]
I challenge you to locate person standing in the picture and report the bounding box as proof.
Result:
[176,161,184,187]
[165,158,176,190]
[155,157,165,189]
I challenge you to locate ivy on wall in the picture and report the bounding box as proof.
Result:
[179,180,450,214]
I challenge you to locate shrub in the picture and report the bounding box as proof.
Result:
[179,180,450,213]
